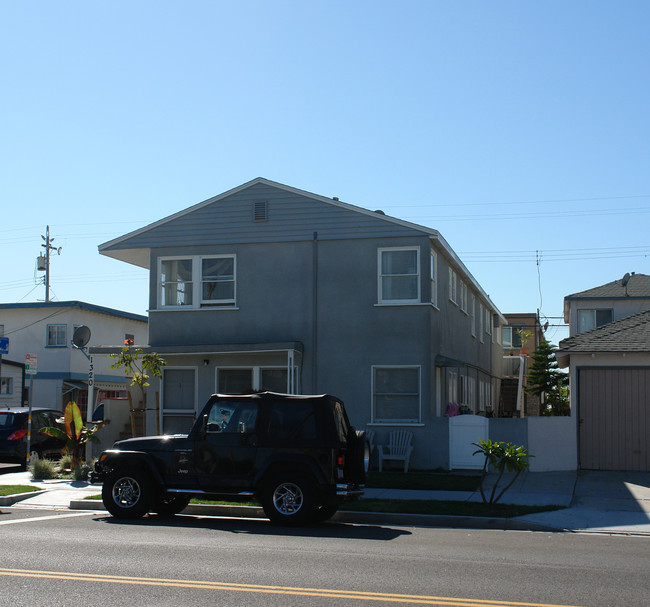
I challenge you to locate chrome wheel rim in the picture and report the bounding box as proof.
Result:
[112,477,141,508]
[272,482,304,516]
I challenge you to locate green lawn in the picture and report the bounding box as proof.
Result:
[0,485,40,497]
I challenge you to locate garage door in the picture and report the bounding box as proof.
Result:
[579,368,650,471]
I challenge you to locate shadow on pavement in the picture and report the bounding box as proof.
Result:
[94,512,412,541]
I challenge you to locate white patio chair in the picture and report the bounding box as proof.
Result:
[377,430,414,472]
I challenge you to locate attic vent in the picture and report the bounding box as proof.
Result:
[253,201,268,222]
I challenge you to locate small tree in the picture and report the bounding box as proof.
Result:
[40,401,109,470]
[472,439,533,505]
[526,339,569,416]
[109,343,166,407]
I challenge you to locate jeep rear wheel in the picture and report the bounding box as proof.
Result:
[262,475,317,525]
[314,501,339,523]
[102,468,154,519]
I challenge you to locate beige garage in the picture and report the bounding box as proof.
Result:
[578,368,650,472]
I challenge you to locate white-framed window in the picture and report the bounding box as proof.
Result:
[459,373,468,406]
[479,303,484,343]
[460,281,468,313]
[160,257,193,307]
[577,309,613,333]
[0,377,12,395]
[448,268,457,304]
[201,255,236,306]
[471,294,476,337]
[447,369,458,404]
[372,366,421,424]
[430,251,438,306]
[159,255,237,309]
[46,324,67,347]
[485,307,492,336]
[162,367,197,434]
[468,376,476,412]
[503,326,525,349]
[479,379,492,410]
[378,247,420,304]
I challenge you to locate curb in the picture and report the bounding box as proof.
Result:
[69,499,559,532]
[0,490,47,507]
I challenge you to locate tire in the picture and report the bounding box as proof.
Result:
[152,494,191,516]
[313,502,339,523]
[261,474,317,526]
[347,430,370,484]
[102,468,154,519]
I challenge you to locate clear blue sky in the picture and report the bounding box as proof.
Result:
[2,1,649,345]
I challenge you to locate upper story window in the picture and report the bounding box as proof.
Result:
[430,251,438,307]
[201,256,236,306]
[448,268,458,304]
[378,247,420,304]
[503,326,525,348]
[470,294,476,337]
[160,258,193,307]
[459,281,468,313]
[577,309,612,333]
[159,255,237,309]
[47,324,67,347]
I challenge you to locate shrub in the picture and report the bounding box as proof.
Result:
[73,462,92,481]
[31,458,59,480]
[58,454,73,471]
[472,439,533,505]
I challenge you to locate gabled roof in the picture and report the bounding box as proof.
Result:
[0,301,147,323]
[557,309,650,365]
[565,273,650,300]
[99,177,443,256]
[97,177,504,319]
[563,273,650,321]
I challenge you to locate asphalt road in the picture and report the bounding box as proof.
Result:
[0,506,648,607]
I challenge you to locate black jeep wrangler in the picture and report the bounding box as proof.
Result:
[91,392,369,525]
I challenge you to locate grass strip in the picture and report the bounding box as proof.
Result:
[85,495,562,518]
[0,485,40,497]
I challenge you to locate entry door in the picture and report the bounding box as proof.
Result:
[195,399,259,490]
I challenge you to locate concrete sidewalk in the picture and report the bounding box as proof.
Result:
[1,469,649,536]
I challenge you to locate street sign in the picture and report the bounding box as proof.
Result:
[0,336,8,355]
[25,353,38,375]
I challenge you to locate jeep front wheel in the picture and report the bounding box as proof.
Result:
[102,468,154,519]
[262,475,317,525]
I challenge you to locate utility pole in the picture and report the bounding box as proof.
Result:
[39,225,61,302]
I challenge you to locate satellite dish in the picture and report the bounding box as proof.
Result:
[72,325,91,348]
[621,273,631,287]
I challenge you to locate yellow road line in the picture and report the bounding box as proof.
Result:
[0,568,582,607]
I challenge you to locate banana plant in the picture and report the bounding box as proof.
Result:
[40,401,110,470]
[472,438,533,505]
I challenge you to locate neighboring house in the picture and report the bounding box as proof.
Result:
[558,273,650,472]
[563,272,650,336]
[96,177,506,470]
[0,359,25,408]
[500,312,544,417]
[0,301,148,417]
